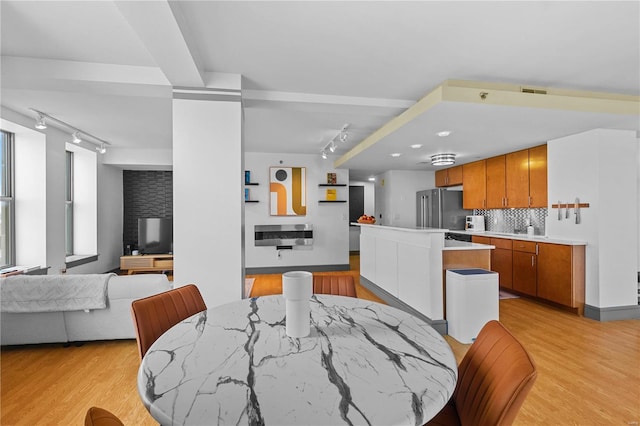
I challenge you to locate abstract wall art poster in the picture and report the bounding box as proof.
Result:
[269,167,306,216]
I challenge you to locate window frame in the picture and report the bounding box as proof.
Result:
[65,150,74,256]
[0,130,15,269]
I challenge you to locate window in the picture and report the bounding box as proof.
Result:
[0,130,15,268]
[65,150,74,256]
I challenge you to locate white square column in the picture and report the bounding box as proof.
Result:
[172,87,244,307]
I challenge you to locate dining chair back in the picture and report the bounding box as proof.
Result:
[84,406,124,426]
[426,320,537,426]
[313,274,357,298]
[130,284,207,360]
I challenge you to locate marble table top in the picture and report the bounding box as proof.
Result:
[138,295,457,426]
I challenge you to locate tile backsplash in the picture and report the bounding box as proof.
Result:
[473,208,548,235]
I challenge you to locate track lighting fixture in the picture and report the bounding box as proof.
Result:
[35,114,47,130]
[29,108,110,154]
[319,123,351,159]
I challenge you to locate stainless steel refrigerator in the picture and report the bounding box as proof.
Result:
[416,189,470,230]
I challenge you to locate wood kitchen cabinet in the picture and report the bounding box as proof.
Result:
[486,155,507,208]
[528,144,548,207]
[471,234,585,314]
[435,165,463,187]
[506,149,531,208]
[537,242,585,313]
[480,144,548,209]
[491,238,513,289]
[462,160,486,209]
[471,235,513,289]
[512,240,537,297]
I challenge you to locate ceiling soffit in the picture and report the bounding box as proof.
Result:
[335,79,640,169]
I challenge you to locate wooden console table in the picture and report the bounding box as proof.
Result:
[120,254,173,275]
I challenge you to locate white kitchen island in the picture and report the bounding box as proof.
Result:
[356,224,494,333]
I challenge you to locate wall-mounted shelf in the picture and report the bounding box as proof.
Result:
[245,200,259,203]
[318,184,347,187]
[319,200,347,203]
[246,182,259,186]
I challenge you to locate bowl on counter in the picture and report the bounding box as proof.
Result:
[357,217,376,224]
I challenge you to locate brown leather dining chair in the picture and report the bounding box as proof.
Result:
[312,274,357,298]
[84,406,124,426]
[426,320,537,426]
[130,284,207,360]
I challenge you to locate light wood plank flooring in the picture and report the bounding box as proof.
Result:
[2,256,638,425]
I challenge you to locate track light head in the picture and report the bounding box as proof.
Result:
[339,131,348,143]
[72,132,82,144]
[329,142,336,153]
[35,114,47,130]
[321,150,328,160]
[96,144,107,154]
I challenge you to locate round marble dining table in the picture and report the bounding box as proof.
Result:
[138,295,457,426]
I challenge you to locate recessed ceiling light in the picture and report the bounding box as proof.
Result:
[410,144,422,149]
[368,177,375,182]
[390,153,402,157]
[437,130,452,137]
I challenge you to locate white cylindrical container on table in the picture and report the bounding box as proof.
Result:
[282,271,313,338]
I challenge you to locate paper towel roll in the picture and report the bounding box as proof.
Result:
[282,271,313,337]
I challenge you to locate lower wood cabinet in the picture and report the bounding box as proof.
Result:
[512,250,537,297]
[537,242,585,311]
[469,235,585,314]
[491,237,513,289]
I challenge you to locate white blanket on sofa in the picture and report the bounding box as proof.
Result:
[0,274,113,313]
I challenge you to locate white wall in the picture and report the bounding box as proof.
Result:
[375,169,434,227]
[173,96,243,308]
[244,152,349,269]
[547,129,638,309]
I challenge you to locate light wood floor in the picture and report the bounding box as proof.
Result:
[2,256,639,425]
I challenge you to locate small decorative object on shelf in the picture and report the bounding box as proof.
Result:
[245,170,251,185]
[325,189,337,200]
[357,215,376,224]
[327,172,337,184]
[244,188,250,201]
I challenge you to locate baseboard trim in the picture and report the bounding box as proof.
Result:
[584,304,640,321]
[245,264,350,275]
[359,276,447,335]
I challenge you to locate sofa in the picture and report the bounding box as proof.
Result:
[0,273,172,346]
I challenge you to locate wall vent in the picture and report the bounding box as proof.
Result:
[521,87,548,95]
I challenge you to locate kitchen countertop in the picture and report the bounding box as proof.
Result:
[443,240,495,251]
[352,223,448,233]
[447,230,587,246]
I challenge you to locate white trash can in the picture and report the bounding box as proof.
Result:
[446,268,499,344]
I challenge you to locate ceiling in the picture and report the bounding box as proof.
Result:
[1,1,639,181]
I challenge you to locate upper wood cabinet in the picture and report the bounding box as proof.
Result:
[506,149,531,207]
[480,144,548,209]
[462,160,486,209]
[528,144,548,207]
[435,165,463,187]
[486,155,507,208]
